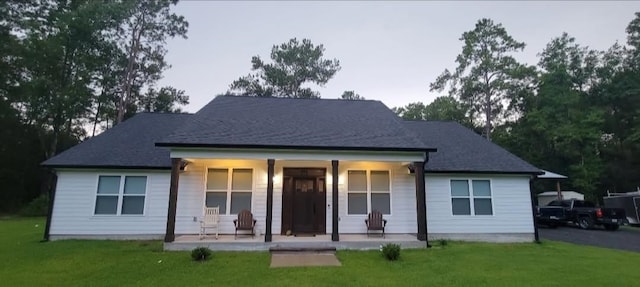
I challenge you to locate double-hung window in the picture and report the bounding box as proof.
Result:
[450,179,493,216]
[206,168,253,215]
[347,170,391,215]
[94,175,147,215]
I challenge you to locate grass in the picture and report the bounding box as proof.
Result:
[2,218,639,287]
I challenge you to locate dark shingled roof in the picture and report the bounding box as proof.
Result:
[42,113,192,169]
[403,120,540,174]
[157,96,433,151]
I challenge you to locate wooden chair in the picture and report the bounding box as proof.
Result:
[200,207,220,240]
[233,209,256,238]
[365,210,387,238]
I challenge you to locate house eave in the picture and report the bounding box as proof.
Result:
[155,142,437,153]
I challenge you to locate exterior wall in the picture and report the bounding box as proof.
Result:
[50,170,170,239]
[49,166,535,243]
[173,159,418,235]
[425,174,535,241]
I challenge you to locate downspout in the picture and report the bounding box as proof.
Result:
[42,170,58,242]
[529,175,540,243]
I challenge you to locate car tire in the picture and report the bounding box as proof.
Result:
[604,224,619,231]
[578,217,593,230]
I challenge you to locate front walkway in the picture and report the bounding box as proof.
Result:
[164,234,425,251]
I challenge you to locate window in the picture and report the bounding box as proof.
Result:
[450,179,492,216]
[206,168,253,214]
[94,175,147,215]
[347,170,391,215]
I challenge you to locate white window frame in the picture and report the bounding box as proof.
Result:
[346,169,392,215]
[204,167,254,215]
[93,175,148,216]
[449,178,494,216]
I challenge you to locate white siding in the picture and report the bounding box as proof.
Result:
[174,159,267,235]
[50,170,170,237]
[337,161,417,234]
[425,174,534,234]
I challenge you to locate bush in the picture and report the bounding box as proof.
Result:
[381,243,401,261]
[19,193,49,217]
[439,239,448,247]
[191,247,212,262]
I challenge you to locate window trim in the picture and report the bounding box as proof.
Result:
[204,167,255,216]
[449,178,494,216]
[93,174,148,216]
[346,169,392,216]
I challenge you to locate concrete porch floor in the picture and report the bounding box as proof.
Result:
[164,233,426,251]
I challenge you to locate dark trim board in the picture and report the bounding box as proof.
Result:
[155,142,437,153]
[424,170,544,175]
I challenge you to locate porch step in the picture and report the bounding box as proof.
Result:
[269,246,337,253]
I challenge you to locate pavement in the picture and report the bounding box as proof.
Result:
[539,225,640,253]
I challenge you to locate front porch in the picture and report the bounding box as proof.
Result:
[165,233,425,251]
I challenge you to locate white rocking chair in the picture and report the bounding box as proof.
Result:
[199,207,220,240]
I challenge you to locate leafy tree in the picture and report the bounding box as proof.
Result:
[229,38,341,98]
[115,0,189,124]
[139,86,189,113]
[393,102,427,120]
[430,18,534,141]
[340,90,365,100]
[393,96,472,126]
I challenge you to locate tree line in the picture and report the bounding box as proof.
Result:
[395,13,640,201]
[0,0,189,213]
[1,1,637,213]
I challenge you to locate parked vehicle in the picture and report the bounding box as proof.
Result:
[536,199,626,230]
[603,191,640,226]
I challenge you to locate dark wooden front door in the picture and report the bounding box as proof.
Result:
[281,168,326,235]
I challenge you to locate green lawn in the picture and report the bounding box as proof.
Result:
[2,218,639,287]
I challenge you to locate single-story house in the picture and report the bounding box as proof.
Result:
[42,96,543,247]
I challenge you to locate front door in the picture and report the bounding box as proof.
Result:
[281,168,326,235]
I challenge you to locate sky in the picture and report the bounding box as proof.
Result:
[157,1,640,113]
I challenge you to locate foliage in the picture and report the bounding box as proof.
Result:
[19,193,49,217]
[439,239,448,247]
[430,18,535,140]
[190,247,212,262]
[340,90,365,100]
[229,38,341,98]
[393,96,472,127]
[380,243,401,261]
[0,1,188,213]
[2,218,640,286]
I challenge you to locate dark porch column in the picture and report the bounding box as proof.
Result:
[164,158,181,243]
[265,159,275,242]
[529,178,540,243]
[332,160,339,241]
[414,161,429,243]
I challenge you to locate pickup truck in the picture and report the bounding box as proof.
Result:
[536,199,626,231]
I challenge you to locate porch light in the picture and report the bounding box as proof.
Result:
[272,175,280,184]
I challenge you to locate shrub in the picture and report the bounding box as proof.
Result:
[381,243,401,261]
[19,193,49,217]
[439,239,448,247]
[191,247,212,261]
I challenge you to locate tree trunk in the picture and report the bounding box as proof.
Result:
[117,15,145,124]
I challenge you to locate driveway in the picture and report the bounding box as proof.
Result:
[539,225,640,252]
